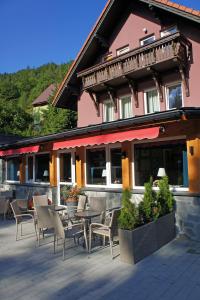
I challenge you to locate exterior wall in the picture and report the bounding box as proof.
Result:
[77,4,200,128]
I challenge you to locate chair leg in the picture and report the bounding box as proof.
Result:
[16,222,19,241]
[89,228,92,253]
[109,235,113,259]
[103,236,106,247]
[21,223,23,237]
[63,240,65,261]
[53,234,56,254]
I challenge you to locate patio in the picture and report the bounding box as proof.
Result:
[1,219,200,300]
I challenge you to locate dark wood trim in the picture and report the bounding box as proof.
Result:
[86,90,100,116]
[147,68,164,102]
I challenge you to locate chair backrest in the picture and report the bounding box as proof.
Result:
[77,195,87,211]
[0,198,9,214]
[16,199,28,211]
[49,209,65,239]
[33,195,48,207]
[10,200,22,222]
[35,206,54,229]
[110,208,121,237]
[88,197,106,212]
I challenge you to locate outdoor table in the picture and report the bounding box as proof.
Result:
[49,205,66,212]
[75,210,101,252]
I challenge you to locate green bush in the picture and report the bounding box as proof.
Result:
[139,177,159,225]
[157,176,174,216]
[118,189,139,230]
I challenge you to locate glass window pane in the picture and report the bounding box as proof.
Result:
[134,142,188,187]
[7,157,20,181]
[146,90,159,114]
[35,154,49,182]
[161,27,177,37]
[28,156,33,181]
[86,148,106,185]
[121,96,132,119]
[104,101,114,122]
[111,148,122,184]
[168,84,182,109]
[60,153,72,182]
[141,35,155,46]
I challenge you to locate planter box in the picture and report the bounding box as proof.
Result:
[156,211,175,249]
[119,212,175,265]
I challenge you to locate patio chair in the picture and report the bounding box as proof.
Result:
[33,195,48,207]
[34,205,55,246]
[10,200,37,241]
[0,197,9,220]
[66,195,87,223]
[49,209,82,260]
[89,208,121,258]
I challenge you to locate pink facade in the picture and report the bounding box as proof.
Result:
[77,4,200,128]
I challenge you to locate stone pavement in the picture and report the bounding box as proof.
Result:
[1,219,200,300]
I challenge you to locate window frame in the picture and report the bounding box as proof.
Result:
[6,156,20,183]
[144,88,160,115]
[57,149,76,186]
[160,26,178,37]
[119,94,133,119]
[132,136,189,191]
[140,35,156,46]
[25,152,50,185]
[165,81,184,110]
[85,143,122,189]
[116,45,130,56]
[103,99,115,123]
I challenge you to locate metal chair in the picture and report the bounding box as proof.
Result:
[33,195,48,207]
[49,209,82,260]
[0,197,9,220]
[34,205,55,246]
[89,208,121,258]
[10,200,37,241]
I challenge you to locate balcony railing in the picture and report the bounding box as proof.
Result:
[78,32,190,92]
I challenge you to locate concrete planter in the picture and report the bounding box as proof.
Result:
[119,212,175,265]
[156,211,175,249]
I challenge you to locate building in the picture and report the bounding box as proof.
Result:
[1,0,200,239]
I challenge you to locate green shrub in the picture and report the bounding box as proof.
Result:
[157,176,174,216]
[118,189,139,230]
[139,177,159,225]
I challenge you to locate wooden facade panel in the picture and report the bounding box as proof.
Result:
[19,156,26,184]
[122,141,132,189]
[187,138,200,193]
[76,147,85,188]
[50,151,57,187]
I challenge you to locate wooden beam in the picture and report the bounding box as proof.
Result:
[19,156,26,184]
[124,76,139,108]
[86,90,100,116]
[50,151,57,187]
[187,138,200,193]
[122,142,132,189]
[178,64,190,97]
[147,68,163,102]
[102,84,117,112]
[75,147,85,188]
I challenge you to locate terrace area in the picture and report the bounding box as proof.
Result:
[1,219,200,300]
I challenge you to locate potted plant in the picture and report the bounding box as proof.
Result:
[118,177,175,265]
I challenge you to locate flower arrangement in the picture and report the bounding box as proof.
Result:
[61,185,84,203]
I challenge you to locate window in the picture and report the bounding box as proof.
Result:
[117,45,130,56]
[161,26,177,37]
[144,90,160,114]
[111,148,122,184]
[134,142,188,187]
[167,83,183,109]
[103,100,114,122]
[120,96,132,119]
[35,154,50,182]
[6,157,20,181]
[140,35,155,46]
[60,153,72,183]
[86,148,106,185]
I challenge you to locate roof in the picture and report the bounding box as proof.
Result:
[32,84,56,107]
[0,134,24,147]
[1,108,200,150]
[53,0,200,108]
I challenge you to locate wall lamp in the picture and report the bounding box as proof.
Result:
[121,151,127,159]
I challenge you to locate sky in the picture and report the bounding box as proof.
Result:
[0,0,200,74]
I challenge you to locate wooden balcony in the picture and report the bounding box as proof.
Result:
[78,32,191,93]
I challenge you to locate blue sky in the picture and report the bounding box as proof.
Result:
[0,0,200,74]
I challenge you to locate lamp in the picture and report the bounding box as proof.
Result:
[17,170,20,177]
[157,168,166,178]
[43,170,49,177]
[121,151,127,159]
[102,169,107,177]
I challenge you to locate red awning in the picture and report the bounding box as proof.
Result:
[0,145,39,157]
[53,127,160,150]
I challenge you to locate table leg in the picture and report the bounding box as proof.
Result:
[83,219,89,252]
